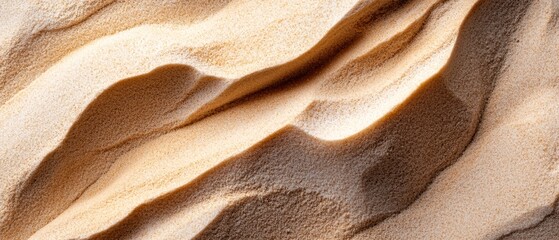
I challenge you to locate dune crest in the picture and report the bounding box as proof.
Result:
[1,0,557,239]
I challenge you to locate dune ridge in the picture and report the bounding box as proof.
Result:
[0,0,390,237]
[1,0,557,239]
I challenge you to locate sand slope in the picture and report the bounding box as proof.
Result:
[0,0,557,239]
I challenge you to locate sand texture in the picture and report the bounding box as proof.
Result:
[0,0,558,239]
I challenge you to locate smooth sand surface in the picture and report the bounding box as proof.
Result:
[0,0,557,239]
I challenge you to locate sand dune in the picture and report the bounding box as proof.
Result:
[0,0,557,239]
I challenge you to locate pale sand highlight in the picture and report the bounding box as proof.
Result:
[0,0,557,239]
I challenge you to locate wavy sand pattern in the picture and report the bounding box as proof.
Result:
[0,0,557,239]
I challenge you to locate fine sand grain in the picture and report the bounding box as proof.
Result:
[0,0,557,239]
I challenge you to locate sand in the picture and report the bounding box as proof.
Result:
[0,0,557,239]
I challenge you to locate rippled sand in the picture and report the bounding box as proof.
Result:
[0,0,558,239]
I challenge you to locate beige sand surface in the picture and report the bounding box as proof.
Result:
[0,0,557,239]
